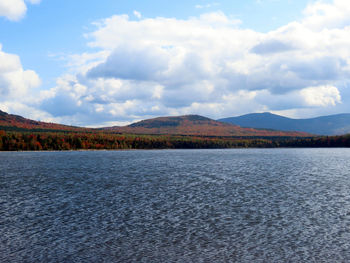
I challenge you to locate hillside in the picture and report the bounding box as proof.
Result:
[105,115,310,137]
[0,110,84,132]
[0,110,311,137]
[219,112,350,135]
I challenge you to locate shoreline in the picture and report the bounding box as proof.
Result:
[1,147,350,153]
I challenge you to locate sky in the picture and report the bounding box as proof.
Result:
[1,0,350,127]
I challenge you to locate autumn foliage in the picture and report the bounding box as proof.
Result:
[1,110,347,151]
[0,130,349,151]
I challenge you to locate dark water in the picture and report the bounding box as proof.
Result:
[1,149,350,262]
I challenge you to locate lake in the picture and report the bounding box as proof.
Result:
[1,149,350,262]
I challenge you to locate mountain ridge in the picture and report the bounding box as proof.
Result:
[0,110,310,137]
[104,114,311,137]
[218,112,350,135]
[0,109,84,132]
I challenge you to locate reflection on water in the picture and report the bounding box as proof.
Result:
[1,149,350,262]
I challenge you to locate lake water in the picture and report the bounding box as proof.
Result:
[1,149,350,262]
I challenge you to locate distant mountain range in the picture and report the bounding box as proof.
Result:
[0,110,309,137]
[5,108,349,136]
[104,115,309,137]
[219,112,350,135]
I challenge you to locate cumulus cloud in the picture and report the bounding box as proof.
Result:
[300,85,341,107]
[302,0,350,30]
[36,0,350,125]
[87,45,170,81]
[0,44,41,98]
[0,44,49,121]
[0,0,41,21]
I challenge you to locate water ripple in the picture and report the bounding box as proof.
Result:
[1,149,350,262]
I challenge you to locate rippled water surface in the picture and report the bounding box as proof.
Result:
[1,149,350,262]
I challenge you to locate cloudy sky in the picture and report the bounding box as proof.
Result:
[1,0,350,127]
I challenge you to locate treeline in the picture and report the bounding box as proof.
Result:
[0,131,274,151]
[0,130,350,151]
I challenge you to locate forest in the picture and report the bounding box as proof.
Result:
[1,130,350,151]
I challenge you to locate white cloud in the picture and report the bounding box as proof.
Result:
[0,44,46,120]
[0,45,41,98]
[300,85,341,107]
[0,0,41,21]
[302,0,350,30]
[35,0,350,126]
[133,10,141,19]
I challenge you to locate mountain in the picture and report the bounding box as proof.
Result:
[218,112,350,135]
[105,114,310,137]
[0,110,310,137]
[0,110,83,132]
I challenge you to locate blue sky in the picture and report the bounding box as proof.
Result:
[1,0,313,88]
[0,0,348,127]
